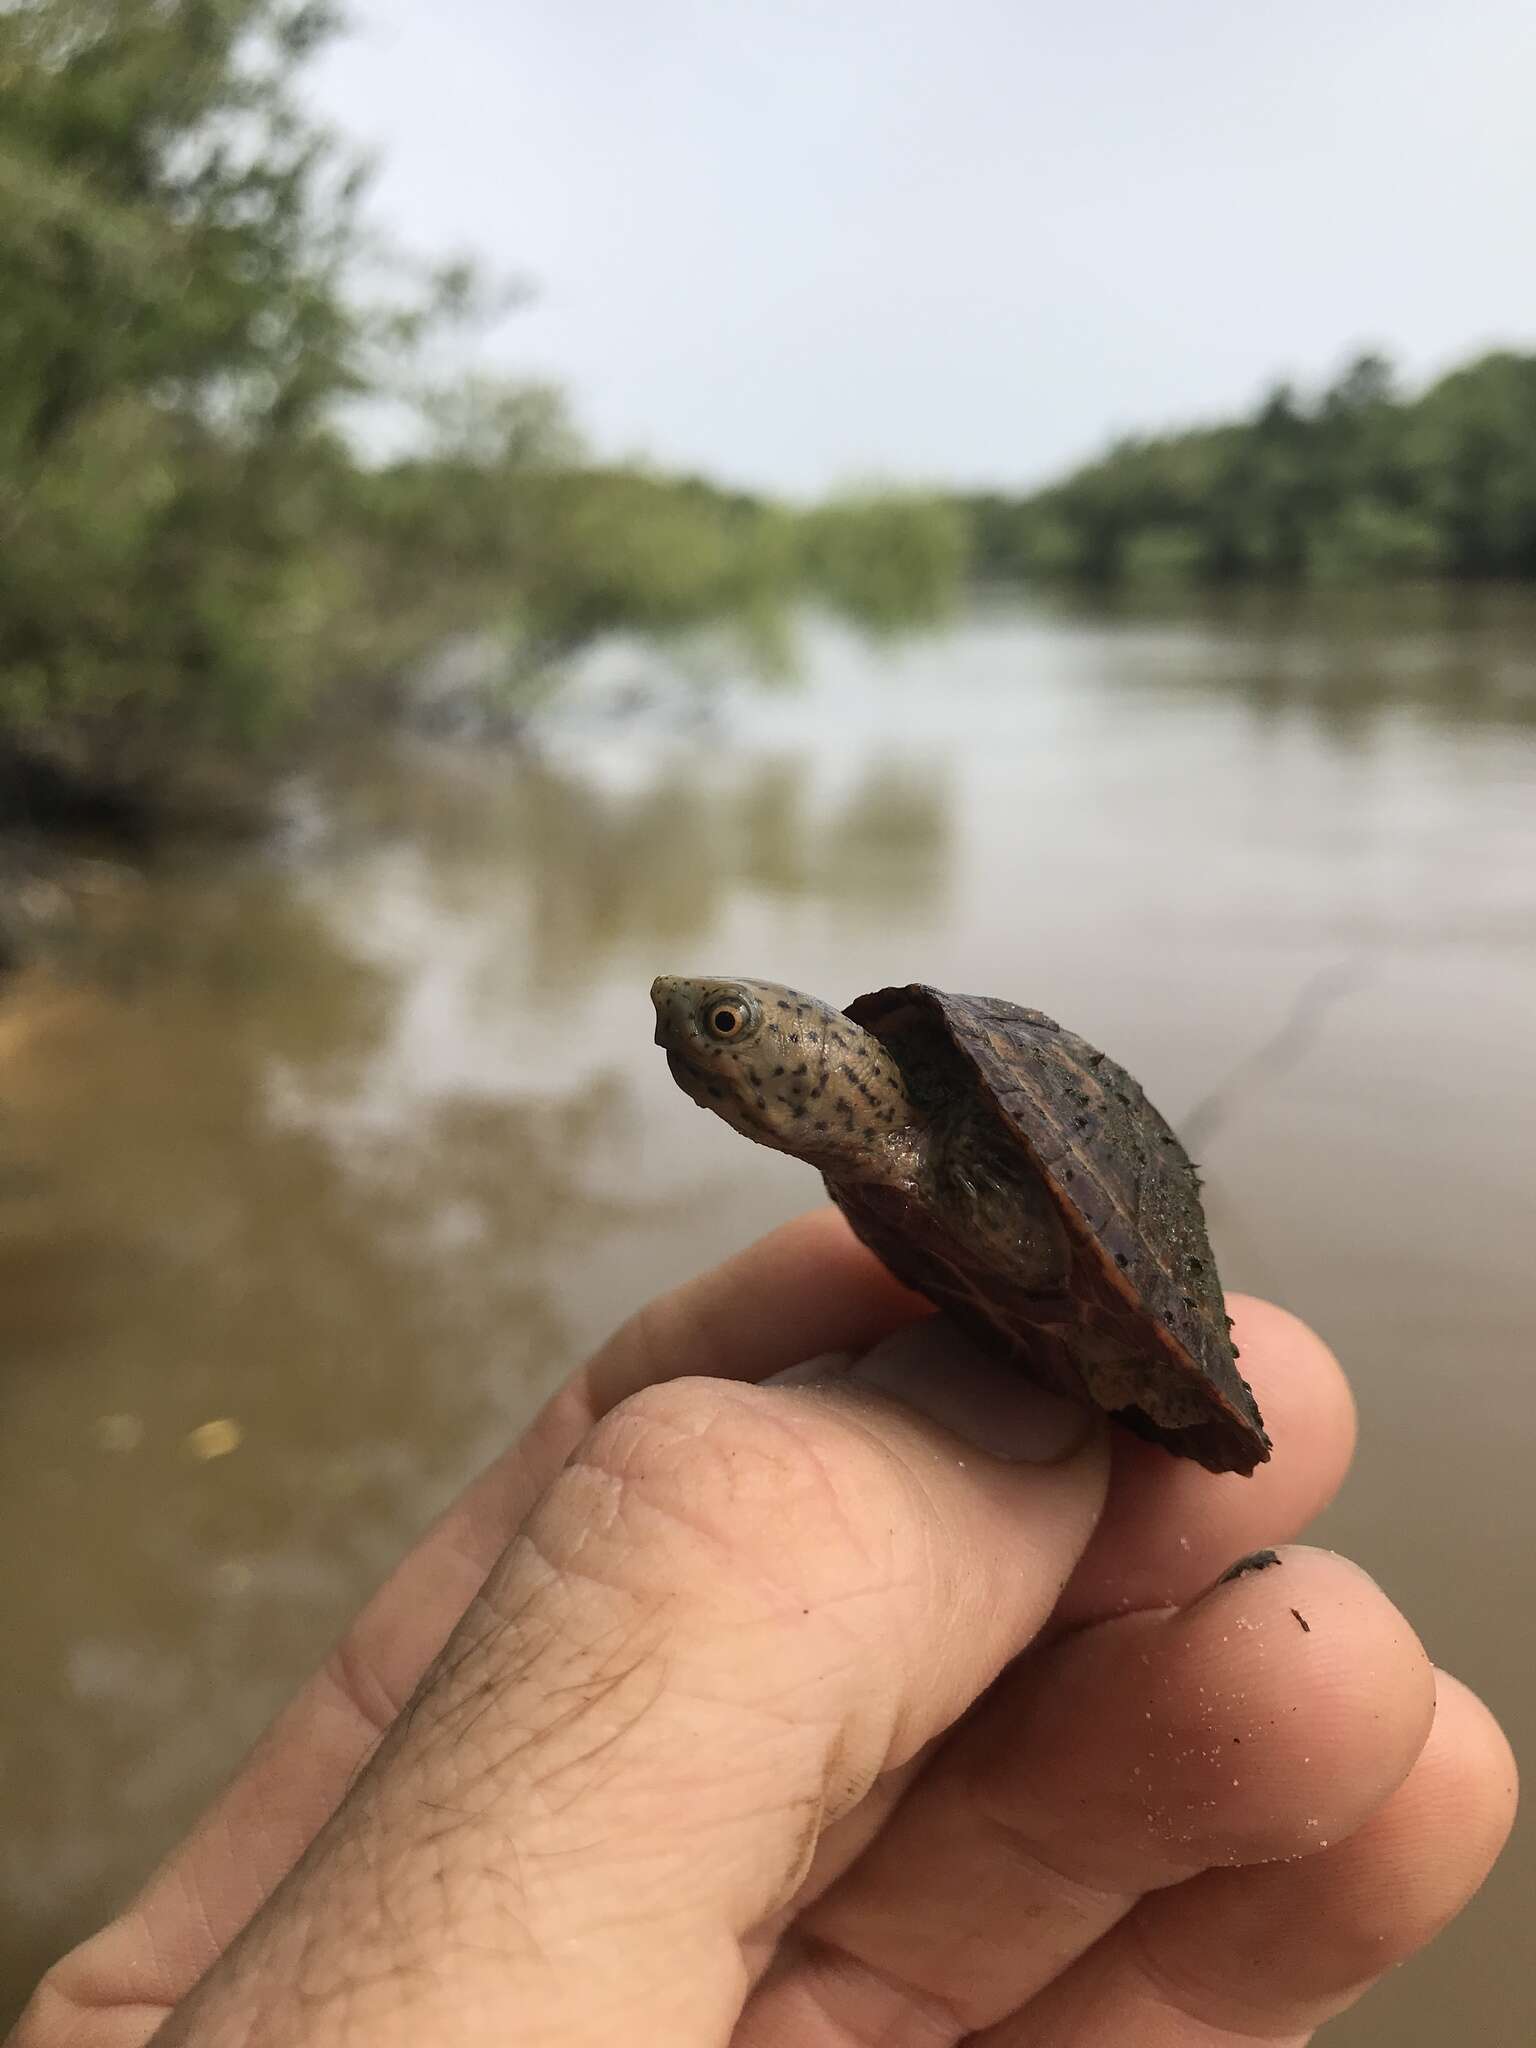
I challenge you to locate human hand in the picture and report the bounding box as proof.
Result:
[16,1210,1515,2047]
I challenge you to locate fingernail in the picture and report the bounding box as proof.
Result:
[762,1352,856,1388]
[1215,1548,1283,1587]
[843,1319,1099,1464]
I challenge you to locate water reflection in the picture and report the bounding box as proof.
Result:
[1032,584,1536,735]
[312,743,953,990]
[2,595,1535,2046]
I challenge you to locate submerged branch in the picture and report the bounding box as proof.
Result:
[1180,960,1365,1157]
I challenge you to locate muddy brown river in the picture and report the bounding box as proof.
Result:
[2,592,1533,2039]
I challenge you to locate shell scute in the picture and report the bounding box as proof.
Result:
[842,983,1270,1475]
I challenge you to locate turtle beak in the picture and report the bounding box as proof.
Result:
[651,976,685,1049]
[652,977,711,1103]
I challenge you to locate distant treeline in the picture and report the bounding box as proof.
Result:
[0,1,960,808]
[957,350,1536,588]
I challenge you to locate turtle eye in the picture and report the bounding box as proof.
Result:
[704,996,753,1042]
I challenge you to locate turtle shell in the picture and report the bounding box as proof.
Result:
[834,985,1271,1476]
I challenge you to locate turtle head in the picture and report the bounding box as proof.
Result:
[651,975,921,1181]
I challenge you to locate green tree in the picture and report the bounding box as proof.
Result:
[796,491,965,636]
[0,0,378,777]
[956,348,1536,591]
[1408,352,1536,576]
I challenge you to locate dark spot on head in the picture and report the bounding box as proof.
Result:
[1114,1252,1128,1268]
[814,1120,828,1131]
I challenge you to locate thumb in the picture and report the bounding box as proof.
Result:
[155,1322,1108,2048]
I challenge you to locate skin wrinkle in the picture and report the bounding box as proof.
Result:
[759,1392,908,1579]
[128,1747,338,2028]
[739,1760,930,1991]
[420,1635,668,1834]
[210,1789,541,2045]
[286,1609,644,1999]
[792,1777,1137,2045]
[573,1382,872,1582]
[365,1810,432,2000]
[322,1629,412,1748]
[787,1929,972,2048]
[1075,1978,1318,2048]
[287,1831,374,2023]
[1175,1986,1337,2047]
[563,1447,826,1607]
[809,1375,1090,1657]
[958,1783,1139,1934]
[406,1536,631,1748]
[392,1607,511,1754]
[1117,1899,1312,2041]
[400,1626,519,1761]
[410,1799,485,1858]
[513,1661,675,1820]
[168,1859,221,1990]
[557,1714,830,1894]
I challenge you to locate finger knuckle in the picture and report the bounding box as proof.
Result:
[552,1376,900,1626]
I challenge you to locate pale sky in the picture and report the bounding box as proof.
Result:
[310,0,1536,496]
